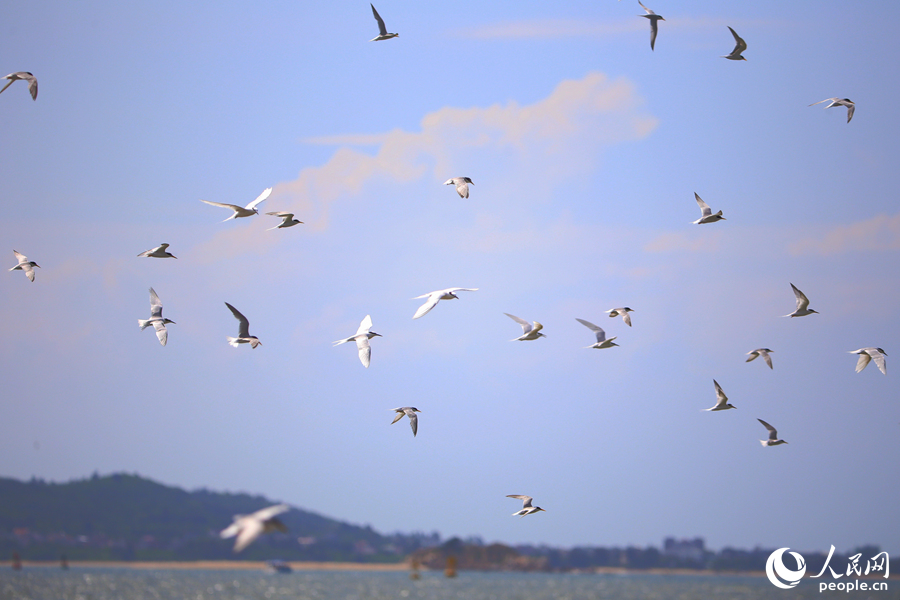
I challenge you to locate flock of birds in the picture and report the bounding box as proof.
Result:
[2,2,882,552]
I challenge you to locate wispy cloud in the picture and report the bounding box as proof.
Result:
[789,213,900,256]
[453,18,640,40]
[451,16,766,41]
[185,72,657,260]
[277,71,656,227]
[644,231,723,253]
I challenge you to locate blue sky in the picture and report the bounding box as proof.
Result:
[2,0,898,556]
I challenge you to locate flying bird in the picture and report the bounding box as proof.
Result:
[137,243,177,259]
[809,98,855,123]
[265,212,303,230]
[606,307,634,327]
[784,283,818,317]
[505,313,546,341]
[224,302,261,348]
[575,318,618,349]
[0,72,38,100]
[722,26,747,60]
[220,504,290,553]
[9,250,40,282]
[412,287,478,319]
[390,407,421,437]
[849,347,887,375]
[138,287,175,346]
[746,348,774,369]
[693,193,725,224]
[333,315,381,368]
[444,177,474,198]
[703,380,736,411]
[370,4,398,41]
[758,419,788,446]
[638,1,664,51]
[200,187,271,221]
[507,495,546,518]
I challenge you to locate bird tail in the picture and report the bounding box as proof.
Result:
[138,319,151,330]
[759,440,768,447]
[227,337,241,347]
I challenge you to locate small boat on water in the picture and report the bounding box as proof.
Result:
[444,556,457,578]
[265,560,292,574]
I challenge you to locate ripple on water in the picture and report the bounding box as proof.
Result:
[0,568,847,600]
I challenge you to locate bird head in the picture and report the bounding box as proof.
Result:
[877,348,888,355]
[370,332,382,338]
[411,407,421,413]
[265,517,289,533]
[809,309,819,315]
[624,307,634,312]
[164,319,176,325]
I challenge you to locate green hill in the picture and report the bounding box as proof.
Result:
[0,473,417,562]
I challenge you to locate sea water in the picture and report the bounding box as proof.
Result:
[0,568,881,599]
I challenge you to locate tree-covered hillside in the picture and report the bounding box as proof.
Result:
[0,473,437,561]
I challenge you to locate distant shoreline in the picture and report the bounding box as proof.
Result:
[4,562,896,581]
[5,561,408,571]
[2,561,765,576]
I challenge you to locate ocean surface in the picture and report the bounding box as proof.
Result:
[0,568,886,600]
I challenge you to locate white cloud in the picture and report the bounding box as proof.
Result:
[453,18,641,40]
[291,72,654,215]
[451,16,762,41]
[643,231,723,253]
[789,213,900,256]
[187,72,657,259]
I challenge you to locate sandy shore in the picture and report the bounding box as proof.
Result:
[5,560,408,571]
